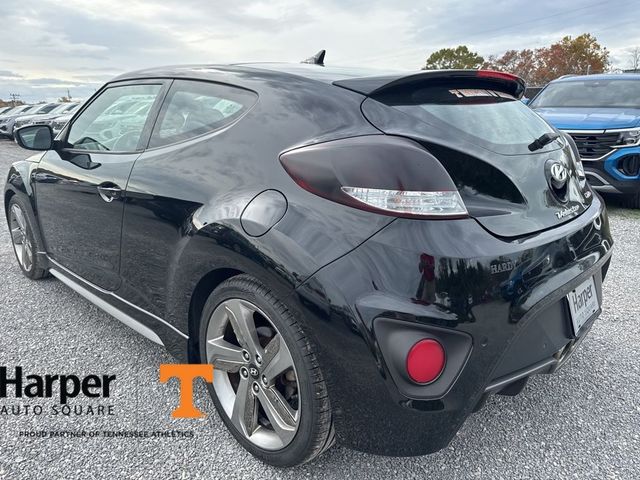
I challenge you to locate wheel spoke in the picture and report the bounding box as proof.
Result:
[225,300,262,357]
[12,206,26,231]
[231,377,257,436]
[11,227,24,245]
[206,336,245,373]
[256,386,297,445]
[20,239,29,269]
[23,240,32,271]
[13,244,24,268]
[262,335,294,382]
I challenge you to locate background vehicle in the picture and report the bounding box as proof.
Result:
[6,64,612,467]
[531,74,640,207]
[0,104,35,137]
[1,103,59,139]
[51,113,74,136]
[13,102,80,131]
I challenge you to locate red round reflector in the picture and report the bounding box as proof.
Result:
[406,339,446,384]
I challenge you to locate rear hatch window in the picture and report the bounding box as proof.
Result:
[375,85,559,155]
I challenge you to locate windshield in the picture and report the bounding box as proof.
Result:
[531,79,640,108]
[50,103,77,115]
[63,103,80,113]
[33,104,58,114]
[5,105,29,115]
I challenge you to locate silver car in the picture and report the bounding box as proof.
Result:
[0,105,36,137]
[51,113,74,136]
[9,103,61,138]
[13,103,80,132]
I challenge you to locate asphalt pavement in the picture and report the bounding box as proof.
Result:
[0,138,638,479]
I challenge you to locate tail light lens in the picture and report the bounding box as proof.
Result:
[341,187,466,216]
[280,135,468,219]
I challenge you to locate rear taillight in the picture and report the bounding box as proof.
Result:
[279,136,468,219]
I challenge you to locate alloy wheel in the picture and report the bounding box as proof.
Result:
[205,298,300,450]
[9,204,33,272]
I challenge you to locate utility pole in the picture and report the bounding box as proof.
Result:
[9,93,21,107]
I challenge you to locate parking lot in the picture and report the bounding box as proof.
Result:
[0,136,638,479]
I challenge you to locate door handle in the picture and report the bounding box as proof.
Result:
[97,184,122,203]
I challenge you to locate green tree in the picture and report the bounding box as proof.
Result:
[423,45,484,70]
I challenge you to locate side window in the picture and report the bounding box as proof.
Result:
[149,80,257,148]
[67,84,162,152]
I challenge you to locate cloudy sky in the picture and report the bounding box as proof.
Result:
[2,0,640,102]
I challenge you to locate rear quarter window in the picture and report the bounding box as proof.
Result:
[149,80,257,148]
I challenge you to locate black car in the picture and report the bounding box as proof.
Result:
[5,61,613,467]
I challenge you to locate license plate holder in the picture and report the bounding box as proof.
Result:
[566,276,599,336]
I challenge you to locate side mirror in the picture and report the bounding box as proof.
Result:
[15,125,54,151]
[521,97,530,105]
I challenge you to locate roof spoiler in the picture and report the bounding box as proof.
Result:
[301,49,326,66]
[333,69,526,99]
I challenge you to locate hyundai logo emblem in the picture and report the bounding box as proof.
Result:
[545,159,569,198]
[550,162,568,184]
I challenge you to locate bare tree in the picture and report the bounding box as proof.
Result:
[631,47,640,71]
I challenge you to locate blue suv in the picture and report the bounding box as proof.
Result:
[531,74,640,207]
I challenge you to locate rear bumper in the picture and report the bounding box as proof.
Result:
[484,308,597,395]
[583,146,640,194]
[294,196,612,455]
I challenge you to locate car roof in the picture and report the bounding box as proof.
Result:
[552,73,640,83]
[112,63,526,98]
[113,62,403,84]
[235,63,402,82]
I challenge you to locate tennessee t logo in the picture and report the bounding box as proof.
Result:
[159,364,214,418]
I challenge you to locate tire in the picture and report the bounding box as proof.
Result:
[7,195,48,280]
[198,275,334,467]
[622,192,640,209]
